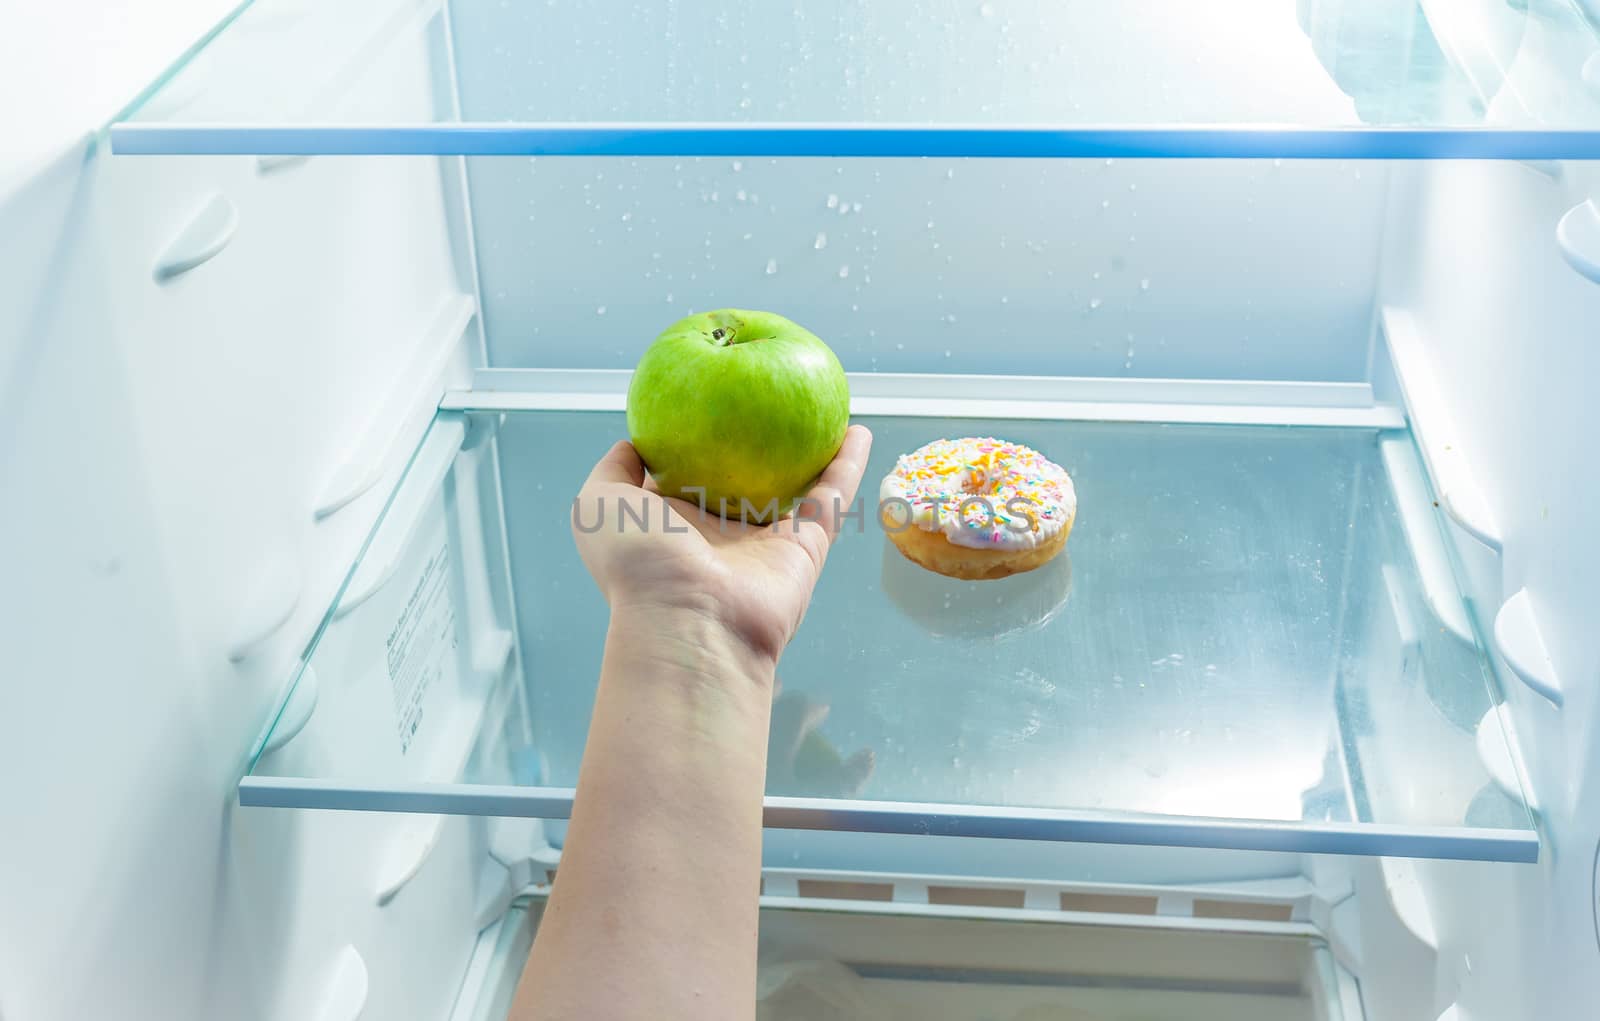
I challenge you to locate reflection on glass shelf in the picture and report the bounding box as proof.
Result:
[110,0,1600,156]
[244,409,1537,863]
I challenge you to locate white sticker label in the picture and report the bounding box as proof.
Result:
[386,540,456,754]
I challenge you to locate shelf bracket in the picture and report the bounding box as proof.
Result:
[1378,856,1438,951]
[153,192,238,282]
[375,814,445,906]
[476,817,559,929]
[1476,703,1538,813]
[313,294,475,521]
[1379,437,1474,644]
[260,665,319,757]
[1493,588,1564,708]
[1556,199,1600,286]
[227,554,303,663]
[315,945,368,1021]
[332,414,468,619]
[1518,160,1563,182]
[257,153,312,175]
[1381,307,1503,553]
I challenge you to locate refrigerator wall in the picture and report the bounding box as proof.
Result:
[1376,157,1600,1021]
[0,5,491,1018]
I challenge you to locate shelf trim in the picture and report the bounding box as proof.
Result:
[109,123,1600,159]
[448,371,1402,428]
[237,778,1539,863]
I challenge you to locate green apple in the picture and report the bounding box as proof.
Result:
[626,309,850,523]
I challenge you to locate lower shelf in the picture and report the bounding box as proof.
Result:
[243,404,1537,864]
[749,910,1354,1021]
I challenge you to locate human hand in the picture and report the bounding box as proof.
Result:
[571,425,873,668]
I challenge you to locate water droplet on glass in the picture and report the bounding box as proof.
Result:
[620,212,631,222]
[837,264,850,279]
[944,349,953,358]
[1128,182,1138,192]
[736,189,747,201]
[1092,271,1101,280]
[1088,297,1102,310]
[1104,158,1115,166]
[596,305,607,315]
[732,160,743,171]
[738,96,751,109]
[1140,278,1151,291]
[1000,295,1009,304]
[896,342,905,350]
[765,258,778,275]
[944,312,957,323]
[1101,199,1111,210]
[741,232,753,241]
[814,232,827,250]
[946,168,955,180]
[979,1,994,15]
[852,202,863,213]
[826,194,839,209]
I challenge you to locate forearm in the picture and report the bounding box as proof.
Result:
[513,606,776,1021]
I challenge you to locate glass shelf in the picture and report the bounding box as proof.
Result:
[108,0,1600,158]
[242,406,1539,863]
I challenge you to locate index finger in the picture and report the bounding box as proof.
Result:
[792,425,872,560]
[584,439,647,489]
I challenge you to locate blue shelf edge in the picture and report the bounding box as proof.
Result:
[237,776,1541,863]
[110,123,1600,160]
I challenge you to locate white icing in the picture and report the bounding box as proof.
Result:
[879,437,1077,551]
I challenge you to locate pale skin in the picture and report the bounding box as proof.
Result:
[510,424,873,1021]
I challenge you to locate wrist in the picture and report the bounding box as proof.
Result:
[605,601,779,694]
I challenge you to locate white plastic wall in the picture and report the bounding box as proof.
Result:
[450,0,1393,382]
[1378,159,1600,1018]
[0,7,492,1020]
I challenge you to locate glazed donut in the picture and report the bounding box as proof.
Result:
[879,437,1076,580]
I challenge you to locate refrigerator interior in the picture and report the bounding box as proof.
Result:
[6,0,1600,1019]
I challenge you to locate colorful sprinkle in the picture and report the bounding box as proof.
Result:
[879,437,1077,551]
